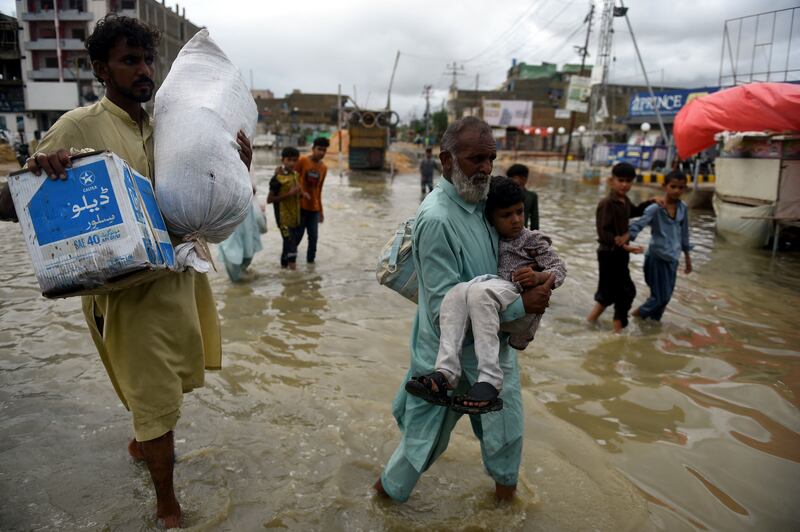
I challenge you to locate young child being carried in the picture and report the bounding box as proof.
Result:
[406,176,567,415]
[626,170,693,321]
[268,147,307,270]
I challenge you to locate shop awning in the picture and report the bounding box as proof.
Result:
[673,82,800,159]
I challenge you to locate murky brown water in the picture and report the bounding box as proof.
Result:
[1,150,799,530]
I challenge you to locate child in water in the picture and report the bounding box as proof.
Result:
[626,170,693,321]
[406,176,567,414]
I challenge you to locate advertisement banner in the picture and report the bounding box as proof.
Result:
[565,75,591,113]
[628,87,720,118]
[554,108,572,119]
[482,100,533,127]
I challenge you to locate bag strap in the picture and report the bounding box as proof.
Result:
[387,225,406,273]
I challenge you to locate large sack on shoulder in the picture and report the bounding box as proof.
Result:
[154,29,257,272]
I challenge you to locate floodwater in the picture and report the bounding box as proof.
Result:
[1,150,799,531]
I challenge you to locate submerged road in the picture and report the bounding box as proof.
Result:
[1,150,798,530]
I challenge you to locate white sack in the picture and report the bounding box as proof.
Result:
[154,29,257,272]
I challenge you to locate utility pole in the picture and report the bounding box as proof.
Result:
[423,84,433,144]
[562,1,594,173]
[588,0,615,141]
[618,1,670,165]
[444,61,465,91]
[475,73,480,91]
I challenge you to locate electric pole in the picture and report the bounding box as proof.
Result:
[444,62,465,91]
[588,0,615,141]
[562,1,594,173]
[423,84,433,143]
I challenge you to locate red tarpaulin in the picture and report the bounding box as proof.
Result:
[673,82,800,159]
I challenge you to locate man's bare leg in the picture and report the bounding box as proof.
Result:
[586,302,606,323]
[140,431,181,528]
[495,482,516,501]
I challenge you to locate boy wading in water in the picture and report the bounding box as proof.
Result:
[587,162,656,333]
[406,176,566,414]
[268,147,305,270]
[626,170,693,320]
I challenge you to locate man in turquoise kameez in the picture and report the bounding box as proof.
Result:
[374,117,553,502]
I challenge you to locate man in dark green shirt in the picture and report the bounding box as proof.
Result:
[507,164,538,230]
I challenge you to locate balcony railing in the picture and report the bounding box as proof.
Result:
[25,38,85,51]
[28,67,93,81]
[21,10,94,22]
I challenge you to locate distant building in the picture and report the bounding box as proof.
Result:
[0,12,24,138]
[14,0,200,142]
[254,89,347,144]
[448,60,673,148]
[251,88,273,100]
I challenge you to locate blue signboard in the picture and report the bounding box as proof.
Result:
[628,86,720,118]
[28,160,124,246]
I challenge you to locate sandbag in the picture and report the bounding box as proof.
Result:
[154,29,257,272]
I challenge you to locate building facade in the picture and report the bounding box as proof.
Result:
[14,0,200,142]
[448,61,670,149]
[0,12,24,139]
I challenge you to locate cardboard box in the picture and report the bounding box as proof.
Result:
[9,151,175,298]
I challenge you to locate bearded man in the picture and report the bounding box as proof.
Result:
[374,117,553,502]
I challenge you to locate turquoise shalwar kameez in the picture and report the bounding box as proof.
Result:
[380,179,527,502]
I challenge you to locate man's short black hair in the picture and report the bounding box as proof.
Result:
[281,147,300,159]
[611,162,637,180]
[486,176,525,217]
[664,169,688,185]
[506,163,529,179]
[85,14,160,83]
[312,137,330,148]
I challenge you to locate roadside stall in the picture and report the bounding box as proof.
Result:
[674,83,800,251]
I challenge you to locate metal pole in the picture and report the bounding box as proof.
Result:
[750,15,761,82]
[785,8,795,82]
[620,1,669,151]
[563,1,594,173]
[337,84,343,177]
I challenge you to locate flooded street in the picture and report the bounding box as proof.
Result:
[1,150,799,531]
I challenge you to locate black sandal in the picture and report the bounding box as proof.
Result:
[405,371,451,406]
[451,382,503,415]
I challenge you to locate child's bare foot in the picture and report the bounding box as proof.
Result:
[631,308,641,318]
[612,319,624,334]
[288,262,297,270]
[587,302,606,323]
[128,438,145,461]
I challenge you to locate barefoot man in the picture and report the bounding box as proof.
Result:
[2,15,251,527]
[374,117,552,502]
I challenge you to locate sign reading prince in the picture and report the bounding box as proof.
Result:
[628,87,720,118]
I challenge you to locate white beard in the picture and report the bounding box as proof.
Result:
[451,159,490,203]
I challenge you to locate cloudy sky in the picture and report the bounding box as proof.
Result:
[1,0,796,120]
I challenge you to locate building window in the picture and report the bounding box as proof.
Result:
[72,28,85,40]
[66,0,86,10]
[121,0,136,10]
[44,57,59,68]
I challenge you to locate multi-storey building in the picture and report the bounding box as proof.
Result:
[14,0,200,142]
[0,12,24,138]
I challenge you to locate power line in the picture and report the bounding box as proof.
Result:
[460,0,552,63]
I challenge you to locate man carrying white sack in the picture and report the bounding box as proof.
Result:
[7,15,252,528]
